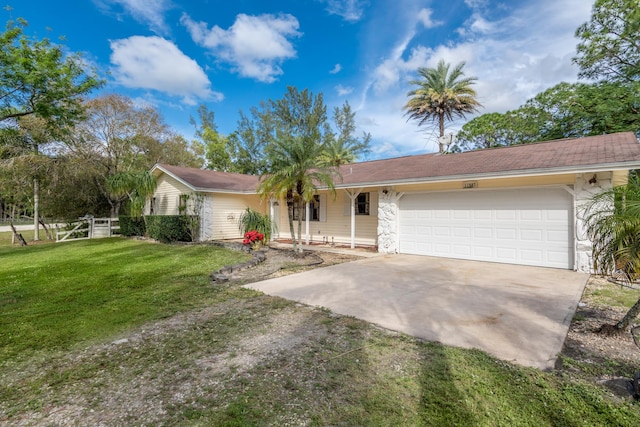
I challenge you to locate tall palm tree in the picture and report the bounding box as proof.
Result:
[404,59,482,153]
[258,136,337,253]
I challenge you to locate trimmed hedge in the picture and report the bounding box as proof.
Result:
[146,215,193,243]
[119,216,146,237]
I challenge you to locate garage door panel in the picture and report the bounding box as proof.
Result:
[496,228,517,240]
[399,189,572,269]
[474,228,493,239]
[521,229,543,241]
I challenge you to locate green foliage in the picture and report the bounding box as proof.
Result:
[0,18,103,127]
[146,215,193,243]
[238,208,274,242]
[574,0,640,82]
[254,87,344,252]
[584,175,640,278]
[455,80,640,150]
[67,94,201,216]
[229,89,370,174]
[107,171,157,217]
[320,101,371,166]
[118,216,146,237]
[404,60,482,151]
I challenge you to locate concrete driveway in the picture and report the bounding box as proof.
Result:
[245,254,588,370]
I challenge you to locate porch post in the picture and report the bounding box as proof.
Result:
[345,189,361,249]
[270,199,275,241]
[305,202,310,245]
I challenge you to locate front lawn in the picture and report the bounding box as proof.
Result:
[1,239,639,425]
[0,237,249,360]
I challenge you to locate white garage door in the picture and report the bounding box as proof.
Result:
[398,188,573,269]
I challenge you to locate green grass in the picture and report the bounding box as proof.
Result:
[0,238,639,425]
[587,283,639,308]
[0,237,249,360]
[0,229,36,246]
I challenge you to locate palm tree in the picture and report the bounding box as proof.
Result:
[258,136,337,254]
[584,174,640,332]
[107,171,157,218]
[404,59,482,153]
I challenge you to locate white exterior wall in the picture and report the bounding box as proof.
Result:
[574,172,613,273]
[275,190,378,246]
[211,194,266,240]
[151,175,192,215]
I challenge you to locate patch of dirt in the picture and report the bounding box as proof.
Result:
[559,276,640,399]
[228,245,364,282]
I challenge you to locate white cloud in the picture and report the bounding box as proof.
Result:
[330,63,342,74]
[416,8,441,29]
[110,36,221,105]
[322,0,368,22]
[357,0,593,157]
[181,13,301,83]
[95,0,171,34]
[335,84,353,96]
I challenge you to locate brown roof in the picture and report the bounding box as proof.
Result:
[154,132,640,192]
[154,164,260,192]
[335,132,640,187]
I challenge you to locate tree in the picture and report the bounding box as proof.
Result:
[0,116,60,240]
[404,60,482,152]
[453,110,543,151]
[256,87,339,253]
[229,103,274,175]
[321,102,371,166]
[258,136,337,254]
[454,81,640,151]
[190,105,232,171]
[584,174,640,333]
[66,94,199,216]
[574,0,640,82]
[106,171,157,218]
[0,18,103,127]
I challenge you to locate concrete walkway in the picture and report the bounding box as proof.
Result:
[245,254,589,370]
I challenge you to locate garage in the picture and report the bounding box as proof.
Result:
[398,188,573,269]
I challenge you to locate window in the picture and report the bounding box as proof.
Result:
[293,195,320,221]
[356,192,370,215]
[150,197,156,215]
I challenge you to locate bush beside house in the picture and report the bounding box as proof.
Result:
[146,215,193,243]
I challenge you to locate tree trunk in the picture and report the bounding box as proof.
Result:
[39,218,53,240]
[9,220,27,246]
[296,197,304,254]
[615,297,640,331]
[286,190,297,253]
[33,177,40,241]
[438,115,445,153]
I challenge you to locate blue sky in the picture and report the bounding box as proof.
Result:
[10,0,593,159]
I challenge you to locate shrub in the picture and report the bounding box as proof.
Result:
[238,208,274,242]
[146,215,193,243]
[119,216,146,237]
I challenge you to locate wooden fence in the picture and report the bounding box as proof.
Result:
[56,217,120,242]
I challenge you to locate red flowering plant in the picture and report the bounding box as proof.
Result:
[243,230,265,249]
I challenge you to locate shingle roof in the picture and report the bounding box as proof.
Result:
[154,164,260,192]
[335,132,640,187]
[154,132,640,192]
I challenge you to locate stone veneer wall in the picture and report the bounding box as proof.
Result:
[574,172,612,273]
[377,189,403,254]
